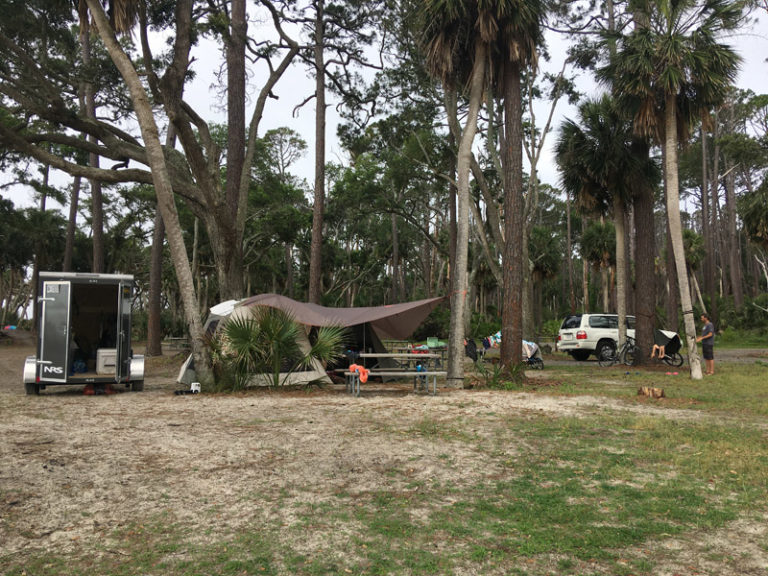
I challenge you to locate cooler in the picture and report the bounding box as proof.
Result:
[96,348,117,375]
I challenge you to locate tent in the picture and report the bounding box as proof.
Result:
[177,294,446,386]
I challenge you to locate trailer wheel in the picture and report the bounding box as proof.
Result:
[131,380,144,392]
[25,382,40,395]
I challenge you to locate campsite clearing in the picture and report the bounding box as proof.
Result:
[1,336,767,576]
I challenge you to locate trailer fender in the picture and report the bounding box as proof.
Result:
[130,354,145,382]
[23,356,37,384]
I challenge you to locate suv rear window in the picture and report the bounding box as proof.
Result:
[561,315,582,329]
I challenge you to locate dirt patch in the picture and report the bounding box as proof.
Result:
[1,335,766,574]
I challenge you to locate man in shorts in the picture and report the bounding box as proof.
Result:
[696,313,715,375]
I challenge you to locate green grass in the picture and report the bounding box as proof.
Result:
[4,359,768,575]
[538,360,768,418]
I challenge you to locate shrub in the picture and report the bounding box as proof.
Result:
[476,360,525,390]
[211,306,347,391]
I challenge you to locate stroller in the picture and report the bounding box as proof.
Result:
[653,329,684,367]
[523,340,545,370]
[481,331,544,369]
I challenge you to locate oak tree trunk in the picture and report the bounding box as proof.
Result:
[86,0,213,385]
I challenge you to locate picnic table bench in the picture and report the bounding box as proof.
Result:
[343,369,447,396]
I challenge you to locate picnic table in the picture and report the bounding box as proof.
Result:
[343,352,446,396]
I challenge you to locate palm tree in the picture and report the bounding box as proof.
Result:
[419,0,488,387]
[485,0,546,373]
[76,0,138,272]
[528,226,561,329]
[419,0,545,383]
[599,0,745,380]
[556,96,659,349]
[580,221,616,311]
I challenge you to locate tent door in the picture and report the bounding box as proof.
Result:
[38,281,71,383]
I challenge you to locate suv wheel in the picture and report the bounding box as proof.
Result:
[570,350,590,362]
[595,340,615,361]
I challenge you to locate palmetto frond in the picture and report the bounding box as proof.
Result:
[216,306,346,389]
[106,0,138,34]
[599,0,744,142]
[78,0,138,35]
[418,0,545,91]
[305,326,348,370]
[739,181,768,250]
[555,96,656,215]
[581,221,616,268]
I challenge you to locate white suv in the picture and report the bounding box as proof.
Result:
[557,314,636,361]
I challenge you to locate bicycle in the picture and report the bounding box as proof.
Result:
[598,336,637,367]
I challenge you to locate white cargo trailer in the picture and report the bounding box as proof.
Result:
[23,272,145,395]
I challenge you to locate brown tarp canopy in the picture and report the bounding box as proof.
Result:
[237,294,446,341]
[178,294,446,386]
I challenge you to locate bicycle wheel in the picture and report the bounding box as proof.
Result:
[622,344,637,366]
[664,352,684,367]
[598,347,616,367]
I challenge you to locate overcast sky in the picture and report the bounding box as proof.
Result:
[3,9,767,210]
[223,9,768,194]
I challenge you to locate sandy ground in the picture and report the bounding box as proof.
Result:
[1,331,766,575]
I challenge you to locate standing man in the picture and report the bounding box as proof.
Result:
[697,313,715,375]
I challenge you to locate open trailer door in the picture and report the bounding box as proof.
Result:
[115,280,133,383]
[38,280,71,383]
